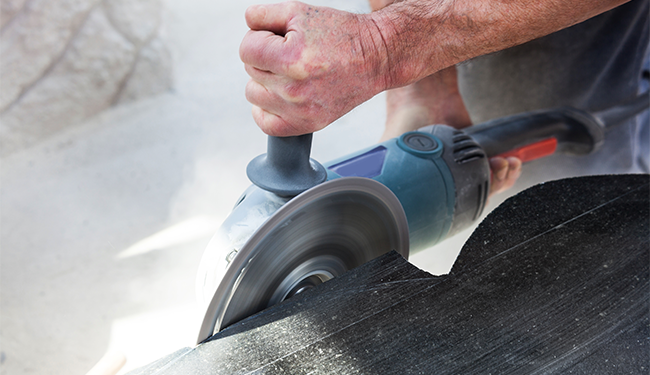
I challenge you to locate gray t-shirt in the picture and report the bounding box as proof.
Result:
[457,0,649,191]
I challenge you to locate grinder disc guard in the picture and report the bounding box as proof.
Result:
[196,178,409,343]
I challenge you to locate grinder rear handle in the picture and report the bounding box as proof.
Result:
[466,91,649,162]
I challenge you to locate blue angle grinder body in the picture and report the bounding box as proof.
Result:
[195,93,648,343]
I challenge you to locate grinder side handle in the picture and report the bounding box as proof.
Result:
[246,134,327,197]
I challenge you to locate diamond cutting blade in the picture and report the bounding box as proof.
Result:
[196,177,409,343]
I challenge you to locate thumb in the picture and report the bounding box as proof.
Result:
[245,3,295,35]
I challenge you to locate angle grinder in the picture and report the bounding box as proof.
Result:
[195,93,649,343]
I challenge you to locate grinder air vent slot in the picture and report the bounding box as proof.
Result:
[452,131,486,164]
[474,180,489,221]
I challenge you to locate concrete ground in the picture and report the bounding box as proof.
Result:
[0,1,489,374]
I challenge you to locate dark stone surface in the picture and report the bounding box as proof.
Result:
[129,174,649,374]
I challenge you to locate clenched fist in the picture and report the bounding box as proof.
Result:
[240,1,390,136]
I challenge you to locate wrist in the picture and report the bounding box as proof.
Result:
[368,2,456,89]
[355,13,395,95]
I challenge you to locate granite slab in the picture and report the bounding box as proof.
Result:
[129,174,649,374]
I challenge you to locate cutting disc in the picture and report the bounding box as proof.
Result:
[196,177,409,343]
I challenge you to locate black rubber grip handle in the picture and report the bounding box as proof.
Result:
[465,107,604,158]
[246,134,327,197]
[466,92,649,159]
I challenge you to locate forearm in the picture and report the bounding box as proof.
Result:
[369,0,629,89]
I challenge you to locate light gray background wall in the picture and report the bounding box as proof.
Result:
[1,0,172,156]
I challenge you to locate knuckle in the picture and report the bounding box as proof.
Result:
[245,4,264,22]
[282,83,306,103]
[239,32,255,62]
[244,5,254,19]
[287,1,302,11]
[244,81,255,100]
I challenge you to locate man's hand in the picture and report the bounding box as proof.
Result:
[489,156,522,196]
[240,2,389,136]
